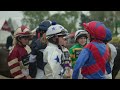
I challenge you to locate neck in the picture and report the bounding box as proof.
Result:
[17,42,26,47]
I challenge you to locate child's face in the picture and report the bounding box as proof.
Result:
[19,37,30,45]
[77,37,87,46]
[58,36,68,46]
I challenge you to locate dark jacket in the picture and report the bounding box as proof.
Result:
[29,38,47,78]
[6,35,13,50]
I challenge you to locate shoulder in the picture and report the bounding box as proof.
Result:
[7,35,12,39]
[108,43,117,53]
[44,45,56,53]
[8,46,19,60]
[25,45,31,54]
[108,43,116,49]
[11,45,18,52]
[84,42,93,48]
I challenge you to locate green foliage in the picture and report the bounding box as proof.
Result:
[110,36,120,45]
[22,11,50,30]
[89,11,120,36]
[22,11,80,33]
[80,12,91,29]
[48,11,80,32]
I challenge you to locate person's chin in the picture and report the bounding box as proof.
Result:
[82,43,86,46]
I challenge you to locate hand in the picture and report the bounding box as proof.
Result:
[27,75,32,79]
[63,68,73,79]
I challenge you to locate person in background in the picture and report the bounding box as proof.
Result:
[29,20,56,79]
[6,30,14,51]
[61,35,73,79]
[112,47,120,79]
[69,30,88,68]
[7,25,32,79]
[103,28,117,79]
[69,30,88,79]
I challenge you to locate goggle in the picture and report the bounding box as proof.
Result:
[19,35,30,39]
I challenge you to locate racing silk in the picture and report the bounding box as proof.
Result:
[72,40,111,79]
[43,43,63,79]
[61,46,73,79]
[7,44,31,79]
[69,43,84,68]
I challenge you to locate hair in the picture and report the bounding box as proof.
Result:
[48,36,59,45]
[40,35,48,44]
[76,34,87,40]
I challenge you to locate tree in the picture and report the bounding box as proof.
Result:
[80,12,91,29]
[48,11,80,32]
[22,11,81,33]
[22,11,50,30]
[88,11,120,36]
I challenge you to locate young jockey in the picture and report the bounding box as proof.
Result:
[69,30,88,68]
[43,24,69,79]
[29,20,54,79]
[69,30,88,79]
[61,36,73,79]
[103,28,117,79]
[7,25,32,79]
[72,21,111,79]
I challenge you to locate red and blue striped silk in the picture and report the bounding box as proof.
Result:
[72,40,110,79]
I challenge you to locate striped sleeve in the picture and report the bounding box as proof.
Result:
[8,58,26,79]
[7,49,27,79]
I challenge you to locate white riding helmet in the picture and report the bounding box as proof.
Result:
[75,30,88,41]
[46,24,68,39]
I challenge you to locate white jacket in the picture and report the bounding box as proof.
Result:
[108,43,117,70]
[43,43,63,79]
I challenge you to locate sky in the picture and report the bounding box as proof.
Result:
[0,11,89,27]
[0,11,24,26]
[0,11,89,19]
[0,11,23,20]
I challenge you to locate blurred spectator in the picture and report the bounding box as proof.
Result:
[6,30,14,51]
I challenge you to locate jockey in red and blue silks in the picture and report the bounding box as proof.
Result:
[72,21,111,79]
